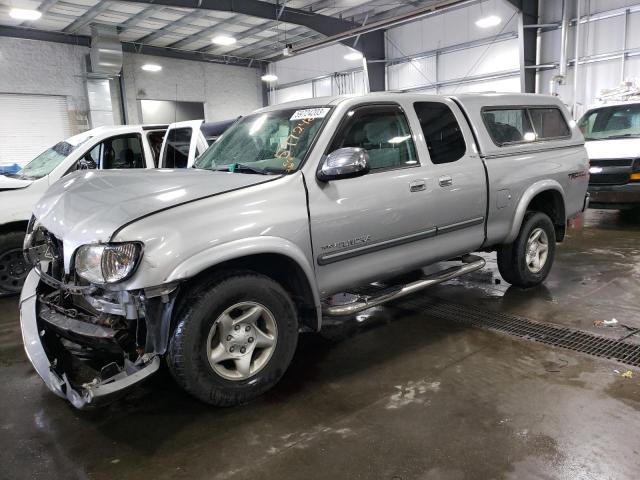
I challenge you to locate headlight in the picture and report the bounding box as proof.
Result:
[75,243,142,284]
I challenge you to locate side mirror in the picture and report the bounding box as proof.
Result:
[317,147,370,182]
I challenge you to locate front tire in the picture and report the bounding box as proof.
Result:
[0,231,28,295]
[167,273,299,406]
[497,212,556,288]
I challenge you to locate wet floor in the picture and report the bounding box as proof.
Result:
[1,209,639,480]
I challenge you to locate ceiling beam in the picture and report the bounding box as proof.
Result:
[119,0,355,36]
[134,9,208,43]
[62,1,112,33]
[165,13,245,49]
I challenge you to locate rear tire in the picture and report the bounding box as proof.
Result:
[497,212,556,288]
[0,231,28,295]
[167,273,299,406]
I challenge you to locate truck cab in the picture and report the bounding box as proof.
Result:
[0,124,166,295]
[578,101,640,210]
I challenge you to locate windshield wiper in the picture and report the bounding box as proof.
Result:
[214,163,276,175]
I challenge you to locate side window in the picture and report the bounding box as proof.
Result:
[146,131,166,167]
[162,128,192,168]
[414,102,466,164]
[482,108,535,145]
[328,105,418,171]
[528,107,571,139]
[102,135,144,169]
[78,143,101,170]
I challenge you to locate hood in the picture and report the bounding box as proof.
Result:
[585,138,640,159]
[34,169,279,246]
[0,174,33,191]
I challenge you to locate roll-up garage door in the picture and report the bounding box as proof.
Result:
[0,94,71,166]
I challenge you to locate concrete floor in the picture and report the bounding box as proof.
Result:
[1,209,639,480]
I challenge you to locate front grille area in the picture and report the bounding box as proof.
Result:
[395,298,640,368]
[589,158,634,186]
[589,159,634,168]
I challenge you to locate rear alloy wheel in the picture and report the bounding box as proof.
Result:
[168,273,298,406]
[497,212,556,288]
[0,232,28,295]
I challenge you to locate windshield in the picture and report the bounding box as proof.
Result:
[579,104,640,141]
[194,107,330,174]
[7,132,92,179]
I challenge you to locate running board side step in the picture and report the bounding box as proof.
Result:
[322,255,486,316]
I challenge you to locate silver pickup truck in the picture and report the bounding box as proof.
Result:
[20,92,589,409]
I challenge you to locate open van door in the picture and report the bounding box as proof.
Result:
[159,120,208,168]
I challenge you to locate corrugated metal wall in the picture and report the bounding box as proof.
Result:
[538,0,640,119]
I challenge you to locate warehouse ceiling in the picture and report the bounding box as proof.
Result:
[0,0,439,63]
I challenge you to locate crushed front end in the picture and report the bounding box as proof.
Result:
[20,223,176,409]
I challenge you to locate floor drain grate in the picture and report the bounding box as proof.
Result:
[396,297,640,368]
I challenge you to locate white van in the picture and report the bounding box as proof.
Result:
[578,101,640,210]
[159,119,235,168]
[0,124,166,295]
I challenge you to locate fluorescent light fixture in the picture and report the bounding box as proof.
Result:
[261,74,278,82]
[212,35,237,46]
[141,64,162,72]
[9,8,42,20]
[475,15,501,28]
[344,51,364,61]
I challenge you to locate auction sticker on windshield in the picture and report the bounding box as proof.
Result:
[290,108,330,121]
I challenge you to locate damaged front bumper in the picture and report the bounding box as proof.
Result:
[20,269,161,409]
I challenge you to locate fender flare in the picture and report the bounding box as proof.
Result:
[164,236,322,328]
[505,180,566,244]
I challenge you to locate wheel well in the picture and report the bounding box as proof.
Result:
[527,190,566,241]
[180,254,318,331]
[0,221,29,236]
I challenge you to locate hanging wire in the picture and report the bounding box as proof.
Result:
[451,9,518,93]
[385,34,437,89]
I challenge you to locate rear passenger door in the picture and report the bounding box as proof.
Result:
[160,127,193,168]
[80,134,145,170]
[413,100,486,252]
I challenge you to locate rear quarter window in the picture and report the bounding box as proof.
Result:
[529,107,571,139]
[482,106,571,146]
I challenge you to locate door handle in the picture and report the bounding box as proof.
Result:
[409,180,426,192]
[438,175,453,187]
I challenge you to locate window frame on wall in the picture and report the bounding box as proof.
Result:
[481,105,572,147]
[325,102,420,174]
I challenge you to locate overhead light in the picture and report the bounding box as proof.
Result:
[261,74,278,82]
[212,35,237,46]
[344,51,364,61]
[141,64,162,72]
[475,15,501,28]
[9,8,42,20]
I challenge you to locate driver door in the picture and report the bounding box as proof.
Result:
[306,103,439,296]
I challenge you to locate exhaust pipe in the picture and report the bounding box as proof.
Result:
[322,255,486,316]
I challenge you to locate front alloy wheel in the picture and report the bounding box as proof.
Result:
[168,273,299,406]
[207,302,278,380]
